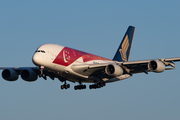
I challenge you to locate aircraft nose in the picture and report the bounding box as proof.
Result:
[32,53,40,66]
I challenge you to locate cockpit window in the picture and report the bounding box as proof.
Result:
[36,50,46,53]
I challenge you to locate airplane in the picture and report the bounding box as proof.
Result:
[1,26,180,90]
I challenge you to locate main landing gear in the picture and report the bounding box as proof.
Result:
[89,82,106,89]
[74,84,86,90]
[61,81,70,90]
[74,82,106,90]
[60,82,106,90]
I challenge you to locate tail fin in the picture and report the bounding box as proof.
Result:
[113,26,135,62]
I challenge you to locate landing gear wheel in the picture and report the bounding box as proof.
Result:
[74,86,77,90]
[61,82,70,90]
[83,85,86,89]
[61,85,64,89]
[74,84,86,90]
[67,84,70,88]
[89,82,106,89]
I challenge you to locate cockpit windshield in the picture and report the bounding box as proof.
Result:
[36,50,46,53]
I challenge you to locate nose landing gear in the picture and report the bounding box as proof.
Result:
[39,66,47,80]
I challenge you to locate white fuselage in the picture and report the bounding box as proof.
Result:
[32,44,131,83]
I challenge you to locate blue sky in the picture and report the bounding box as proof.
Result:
[0,1,180,120]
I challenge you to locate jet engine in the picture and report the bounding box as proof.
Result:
[105,64,123,76]
[2,69,19,81]
[148,60,165,73]
[21,69,38,82]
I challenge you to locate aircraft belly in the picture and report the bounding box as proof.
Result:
[43,62,94,83]
[57,72,95,83]
[105,74,131,83]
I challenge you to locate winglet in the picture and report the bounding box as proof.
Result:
[113,26,135,62]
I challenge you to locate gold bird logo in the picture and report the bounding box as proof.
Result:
[119,35,129,61]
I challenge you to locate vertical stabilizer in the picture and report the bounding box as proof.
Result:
[113,26,135,62]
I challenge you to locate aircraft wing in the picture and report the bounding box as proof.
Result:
[71,57,180,79]
[71,57,180,78]
[0,67,38,70]
[1,57,180,83]
[118,57,180,74]
[0,67,61,81]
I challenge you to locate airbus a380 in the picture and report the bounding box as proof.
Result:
[1,26,180,90]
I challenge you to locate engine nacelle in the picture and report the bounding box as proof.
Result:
[21,69,38,82]
[105,64,123,76]
[2,69,19,81]
[148,60,165,73]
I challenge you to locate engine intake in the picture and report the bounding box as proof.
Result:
[2,69,19,81]
[148,60,165,73]
[105,64,123,76]
[21,69,38,82]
